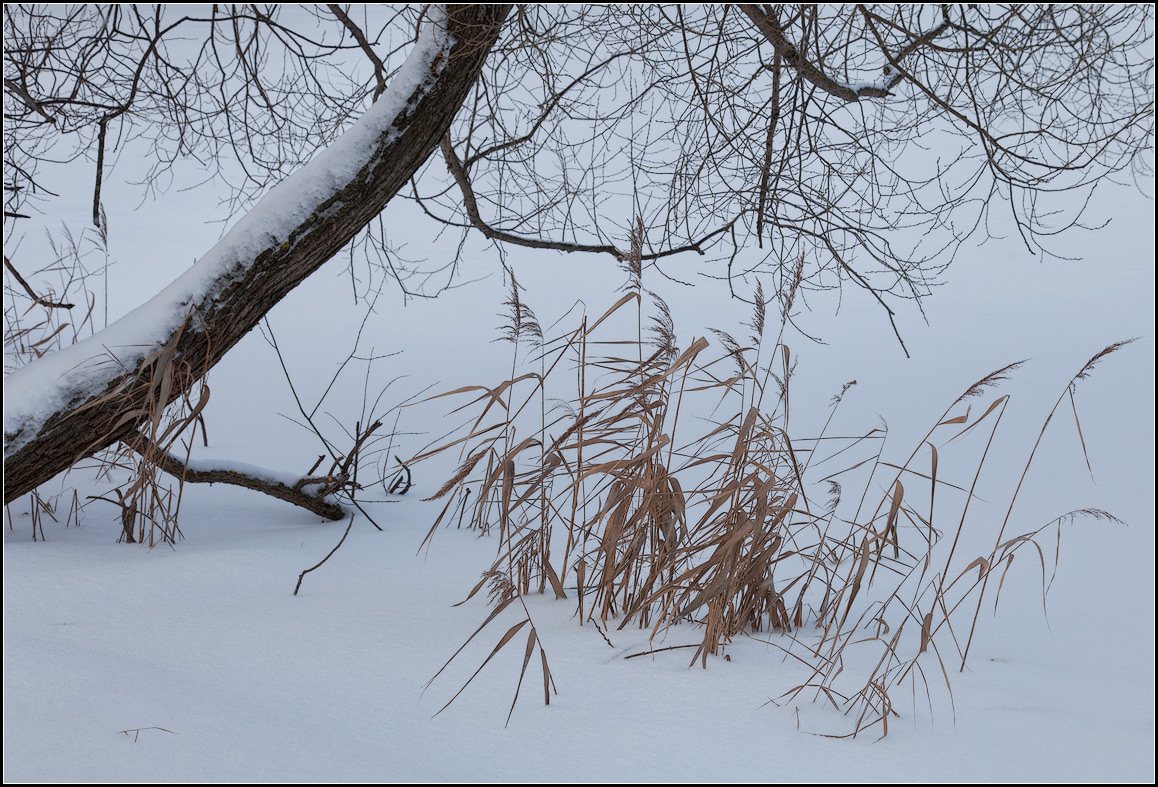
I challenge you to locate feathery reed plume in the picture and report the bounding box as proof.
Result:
[1073,338,1136,383]
[779,252,805,325]
[647,290,677,362]
[709,328,748,377]
[499,272,542,348]
[954,360,1027,405]
[749,280,766,346]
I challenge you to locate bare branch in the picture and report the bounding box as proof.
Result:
[128,435,346,521]
[3,255,74,309]
[442,133,740,263]
[739,4,887,102]
[294,512,355,594]
[2,76,57,124]
[327,4,388,100]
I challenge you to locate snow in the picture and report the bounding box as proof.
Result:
[3,8,1155,783]
[181,457,310,491]
[842,76,891,94]
[1,6,452,455]
[5,181,1153,779]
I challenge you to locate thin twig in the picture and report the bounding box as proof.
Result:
[4,255,74,309]
[623,643,700,660]
[441,133,738,262]
[294,512,355,595]
[328,4,387,100]
[117,727,177,742]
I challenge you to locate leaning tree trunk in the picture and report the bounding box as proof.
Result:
[3,5,511,504]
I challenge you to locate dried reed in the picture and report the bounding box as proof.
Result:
[417,239,1131,736]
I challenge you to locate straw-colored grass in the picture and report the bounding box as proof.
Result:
[416,230,1132,738]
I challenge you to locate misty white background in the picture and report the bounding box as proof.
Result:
[3,14,1154,781]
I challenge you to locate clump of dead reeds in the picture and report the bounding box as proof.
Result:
[5,217,213,545]
[414,235,1131,737]
[4,222,109,539]
[86,315,212,546]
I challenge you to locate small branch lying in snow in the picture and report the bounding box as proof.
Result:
[127,436,346,521]
[118,727,176,742]
[385,455,412,495]
[623,643,700,660]
[294,512,355,595]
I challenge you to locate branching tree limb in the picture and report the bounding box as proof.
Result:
[440,132,741,262]
[3,5,512,504]
[3,4,1152,512]
[738,4,951,102]
[328,4,388,101]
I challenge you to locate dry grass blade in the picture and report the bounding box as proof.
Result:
[540,648,554,706]
[585,291,641,335]
[426,597,517,693]
[885,480,903,559]
[958,341,1135,672]
[433,618,530,718]
[507,627,538,726]
[1067,387,1093,479]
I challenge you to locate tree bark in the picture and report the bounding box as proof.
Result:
[3,5,511,504]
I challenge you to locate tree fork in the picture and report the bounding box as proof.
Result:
[3,5,512,505]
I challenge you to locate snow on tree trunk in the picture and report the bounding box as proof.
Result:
[3,5,512,504]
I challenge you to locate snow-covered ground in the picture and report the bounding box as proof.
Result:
[4,56,1155,787]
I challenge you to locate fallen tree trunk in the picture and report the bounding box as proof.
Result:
[3,5,511,504]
